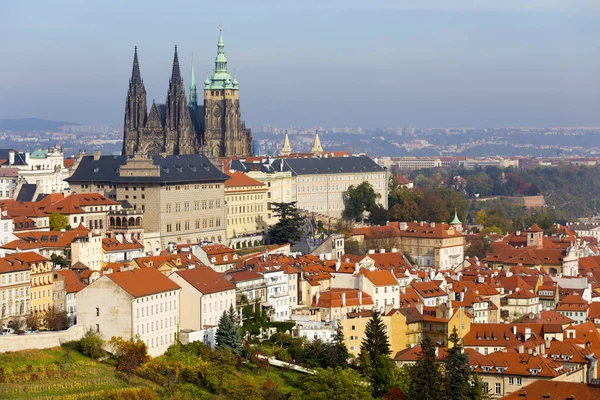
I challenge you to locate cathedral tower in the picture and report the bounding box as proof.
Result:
[123,47,147,155]
[203,26,252,157]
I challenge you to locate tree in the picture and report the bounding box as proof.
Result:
[344,182,379,222]
[79,328,104,359]
[227,303,239,327]
[268,201,304,244]
[359,311,391,367]
[444,327,471,400]
[298,367,373,400]
[26,312,41,331]
[215,311,242,355]
[366,204,390,226]
[408,336,444,400]
[330,324,349,368]
[465,234,494,260]
[49,212,69,231]
[109,336,150,381]
[388,188,420,222]
[50,253,69,268]
[43,306,69,331]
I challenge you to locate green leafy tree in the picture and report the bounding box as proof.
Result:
[358,311,391,368]
[268,201,304,244]
[79,328,104,359]
[344,181,379,222]
[367,204,390,226]
[465,234,494,260]
[408,336,444,400]
[298,367,373,400]
[444,327,471,400]
[50,253,69,268]
[216,311,242,355]
[49,212,69,231]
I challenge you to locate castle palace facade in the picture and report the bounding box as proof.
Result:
[122,29,252,158]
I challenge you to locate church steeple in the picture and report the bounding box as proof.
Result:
[131,46,142,84]
[189,54,197,109]
[281,131,292,156]
[208,25,234,90]
[311,132,323,155]
[171,45,182,83]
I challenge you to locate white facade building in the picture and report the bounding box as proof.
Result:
[169,266,236,330]
[76,267,181,357]
[264,270,290,321]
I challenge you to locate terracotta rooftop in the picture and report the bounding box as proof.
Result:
[174,267,235,294]
[224,171,265,188]
[501,381,600,399]
[57,269,85,293]
[107,267,181,298]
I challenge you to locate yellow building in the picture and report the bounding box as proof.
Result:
[29,254,53,315]
[341,309,408,357]
[225,171,268,240]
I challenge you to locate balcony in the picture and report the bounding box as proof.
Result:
[108,215,143,230]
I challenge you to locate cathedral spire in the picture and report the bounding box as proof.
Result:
[131,46,142,84]
[189,53,197,108]
[171,45,182,83]
[281,131,292,156]
[311,132,323,155]
[208,25,234,89]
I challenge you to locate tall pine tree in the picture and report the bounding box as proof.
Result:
[359,311,391,365]
[215,311,242,355]
[268,201,304,244]
[330,324,349,368]
[444,327,472,400]
[408,336,444,400]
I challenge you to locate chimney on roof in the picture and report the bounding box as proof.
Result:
[459,292,465,302]
[368,249,375,254]
[315,291,320,304]
[341,292,346,307]
[335,259,341,272]
[545,338,551,349]
[518,344,524,354]
[379,249,385,254]
[512,325,518,336]
[319,254,325,261]
[415,302,423,314]
[431,222,436,228]
[124,233,131,243]
[8,150,15,165]
[358,291,362,305]
[354,262,360,275]
[391,248,398,253]
[420,221,424,226]
[399,222,407,231]
[527,348,533,355]
[516,230,521,236]
[115,234,123,244]
[525,327,532,341]
[477,275,484,283]
[93,150,101,160]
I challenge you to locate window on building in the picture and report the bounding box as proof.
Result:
[96,307,100,316]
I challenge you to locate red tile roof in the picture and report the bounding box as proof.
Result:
[107,267,180,298]
[502,381,600,399]
[102,237,144,252]
[313,288,373,308]
[174,267,235,294]
[224,171,265,188]
[0,251,47,273]
[57,269,85,293]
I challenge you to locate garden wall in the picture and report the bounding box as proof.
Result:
[0,325,84,352]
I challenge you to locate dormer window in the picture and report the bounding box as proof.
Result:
[482,366,491,372]
[529,369,540,375]
[211,257,216,263]
[223,256,228,262]
[496,367,506,373]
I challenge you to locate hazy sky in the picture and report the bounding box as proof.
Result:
[1,0,599,128]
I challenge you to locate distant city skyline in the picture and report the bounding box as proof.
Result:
[1,1,599,128]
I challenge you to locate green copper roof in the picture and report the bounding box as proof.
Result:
[208,27,236,90]
[450,209,462,225]
[188,55,197,107]
[29,149,48,159]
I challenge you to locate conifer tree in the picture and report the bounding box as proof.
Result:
[444,327,471,400]
[215,311,242,355]
[227,303,239,326]
[358,311,391,366]
[330,324,349,368]
[408,336,444,400]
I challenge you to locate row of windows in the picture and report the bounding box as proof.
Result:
[228,216,263,226]
[166,218,221,232]
[228,204,264,214]
[165,184,221,191]
[166,199,221,213]
[1,272,29,285]
[298,175,384,183]
[229,194,264,202]
[136,316,177,335]
[136,300,177,318]
[1,287,28,300]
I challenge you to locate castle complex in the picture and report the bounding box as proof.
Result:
[122,28,252,158]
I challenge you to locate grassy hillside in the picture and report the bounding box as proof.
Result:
[0,346,157,399]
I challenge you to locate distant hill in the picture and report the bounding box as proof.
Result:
[0,118,79,131]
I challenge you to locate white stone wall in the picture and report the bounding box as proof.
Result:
[201,289,236,328]
[0,324,84,352]
[132,289,180,357]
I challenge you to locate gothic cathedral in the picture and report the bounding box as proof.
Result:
[122,28,252,158]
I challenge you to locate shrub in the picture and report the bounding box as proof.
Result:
[79,329,105,359]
